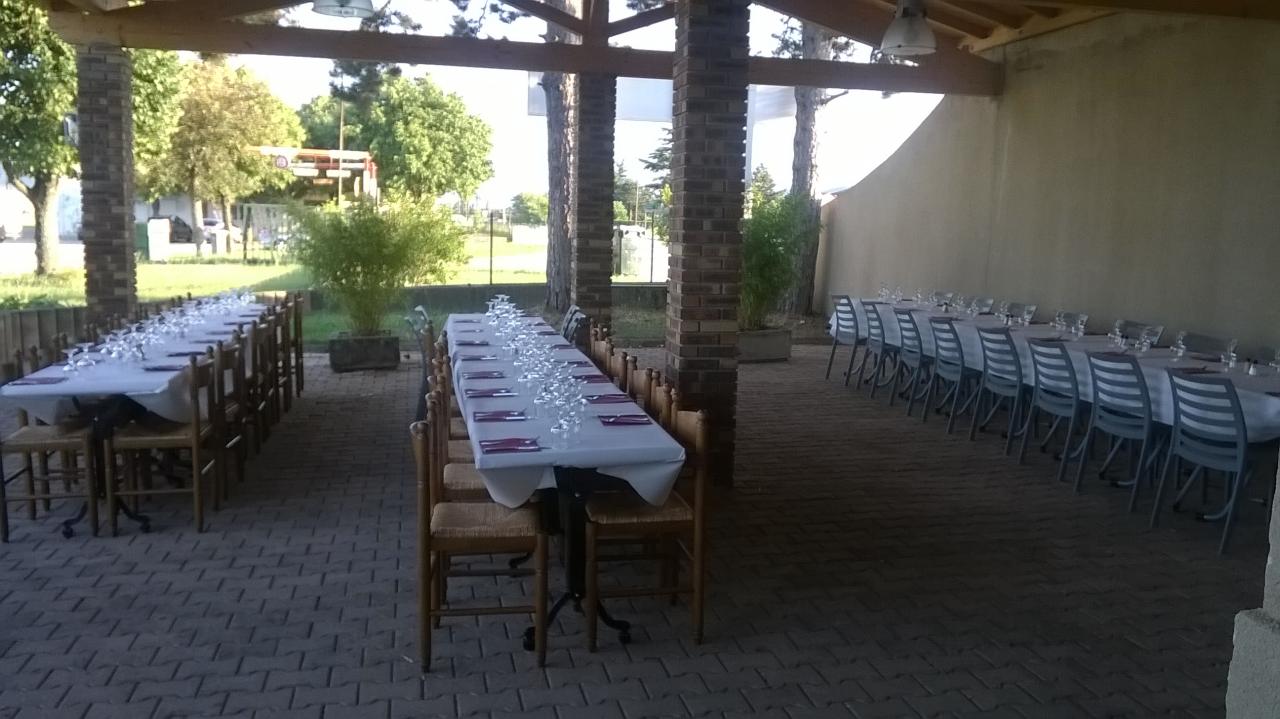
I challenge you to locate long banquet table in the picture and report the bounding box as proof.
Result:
[829,299,1280,441]
[0,303,269,424]
[444,313,685,508]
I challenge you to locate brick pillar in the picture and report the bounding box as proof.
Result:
[664,0,749,485]
[570,72,617,327]
[76,45,136,322]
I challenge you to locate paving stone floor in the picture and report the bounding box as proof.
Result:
[0,346,1267,718]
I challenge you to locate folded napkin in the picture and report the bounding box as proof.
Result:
[537,330,559,336]
[575,374,612,384]
[192,338,225,344]
[143,364,188,372]
[480,437,541,454]
[167,351,205,358]
[1177,367,1219,375]
[223,322,244,326]
[586,394,631,404]
[464,387,518,398]
[1189,353,1220,362]
[1267,392,1280,398]
[552,344,574,350]
[458,354,500,362]
[455,340,490,347]
[599,414,652,426]
[462,371,505,380]
[454,319,480,324]
[239,314,261,318]
[1032,336,1068,343]
[474,410,527,422]
[566,360,593,367]
[8,376,68,386]
[456,329,485,334]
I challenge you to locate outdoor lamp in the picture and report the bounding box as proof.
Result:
[312,0,375,18]
[880,0,936,57]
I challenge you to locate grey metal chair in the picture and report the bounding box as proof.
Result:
[1118,319,1166,345]
[970,297,995,314]
[563,309,588,346]
[1018,339,1088,483]
[826,295,866,385]
[891,309,932,415]
[1006,302,1038,322]
[1177,331,1236,357]
[856,300,898,397]
[924,317,979,433]
[930,291,955,305]
[560,304,583,336]
[969,327,1027,455]
[1150,370,1253,555]
[1074,352,1165,508]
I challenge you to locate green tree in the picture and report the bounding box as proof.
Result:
[0,0,77,275]
[639,127,672,191]
[362,74,492,201]
[613,200,630,223]
[509,192,548,226]
[298,95,354,151]
[158,59,303,254]
[131,49,184,201]
[742,166,806,330]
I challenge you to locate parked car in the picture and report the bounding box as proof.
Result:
[202,218,242,247]
[151,215,194,243]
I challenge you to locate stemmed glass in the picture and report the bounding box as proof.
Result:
[1108,320,1125,347]
[1222,339,1239,371]
[1171,331,1188,361]
[1021,306,1035,327]
[1072,314,1089,341]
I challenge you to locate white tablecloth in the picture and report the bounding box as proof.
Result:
[829,300,1280,441]
[0,303,268,424]
[445,313,686,509]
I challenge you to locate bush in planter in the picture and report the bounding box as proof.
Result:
[740,187,808,331]
[292,197,466,336]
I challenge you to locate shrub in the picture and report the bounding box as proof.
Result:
[740,192,808,331]
[291,198,466,335]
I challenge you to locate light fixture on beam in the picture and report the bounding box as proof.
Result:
[312,0,375,18]
[880,0,936,58]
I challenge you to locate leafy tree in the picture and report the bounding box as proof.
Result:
[0,0,76,275]
[613,201,630,223]
[639,127,672,191]
[509,192,548,226]
[362,75,492,201]
[742,166,807,330]
[298,95,358,151]
[131,49,184,201]
[330,5,421,118]
[157,59,303,254]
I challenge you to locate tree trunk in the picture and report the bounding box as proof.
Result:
[29,177,59,276]
[543,0,578,313]
[188,181,203,258]
[785,22,831,317]
[221,197,235,254]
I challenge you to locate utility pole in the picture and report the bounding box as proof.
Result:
[336,98,346,206]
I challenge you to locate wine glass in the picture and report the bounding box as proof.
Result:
[1171,331,1187,361]
[1074,314,1089,340]
[1021,306,1035,327]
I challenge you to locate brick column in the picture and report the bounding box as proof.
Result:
[664,0,750,484]
[570,72,617,327]
[76,45,136,322]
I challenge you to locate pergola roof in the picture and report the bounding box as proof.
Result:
[42,0,1280,98]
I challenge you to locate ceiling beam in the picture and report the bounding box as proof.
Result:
[46,10,1002,95]
[754,0,1002,80]
[608,3,675,36]
[860,0,996,38]
[934,0,1034,28]
[963,7,1109,50]
[109,0,305,21]
[61,0,129,10]
[961,0,1280,21]
[498,0,587,36]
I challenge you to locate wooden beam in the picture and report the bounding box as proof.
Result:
[754,0,1002,79]
[46,11,1003,94]
[110,0,305,21]
[934,0,1034,29]
[61,0,128,10]
[499,0,588,36]
[860,0,996,38]
[962,7,1109,50]
[961,0,1280,21]
[608,3,674,36]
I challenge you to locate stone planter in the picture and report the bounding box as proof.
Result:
[328,331,400,373]
[739,328,792,363]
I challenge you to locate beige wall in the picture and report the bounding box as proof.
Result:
[817,14,1280,356]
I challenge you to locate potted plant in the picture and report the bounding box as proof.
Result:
[738,179,807,363]
[293,197,465,372]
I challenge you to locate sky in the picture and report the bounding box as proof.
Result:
[232,0,942,206]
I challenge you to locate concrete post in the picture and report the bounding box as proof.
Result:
[1225,460,1280,717]
[663,0,750,485]
[76,45,137,322]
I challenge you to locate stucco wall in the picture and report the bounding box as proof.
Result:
[817,14,1280,356]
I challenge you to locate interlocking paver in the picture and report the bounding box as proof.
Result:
[0,348,1262,718]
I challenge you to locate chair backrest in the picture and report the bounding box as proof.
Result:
[1179,331,1233,356]
[214,336,245,421]
[1119,319,1165,345]
[930,291,954,305]
[1006,302,1037,320]
[929,318,965,381]
[629,365,654,411]
[560,305,582,335]
[188,353,217,445]
[1027,339,1079,414]
[1167,369,1248,472]
[860,300,886,345]
[1056,311,1086,328]
[669,404,710,515]
[977,327,1022,393]
[831,295,859,343]
[651,381,673,429]
[970,297,995,313]
[1086,352,1152,440]
[608,350,629,392]
[893,309,924,362]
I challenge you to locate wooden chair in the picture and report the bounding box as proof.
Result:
[429,358,475,462]
[590,327,612,369]
[583,402,709,650]
[291,291,305,397]
[650,380,673,429]
[412,393,547,670]
[274,300,294,414]
[0,350,98,542]
[214,336,249,498]
[247,319,277,450]
[626,360,652,413]
[104,354,219,535]
[607,349,630,393]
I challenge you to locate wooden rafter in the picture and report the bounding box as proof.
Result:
[110,0,304,21]
[860,0,995,39]
[45,10,1003,95]
[963,7,1109,50]
[499,0,588,36]
[60,0,128,10]
[608,3,675,37]
[962,0,1280,20]
[934,0,1034,29]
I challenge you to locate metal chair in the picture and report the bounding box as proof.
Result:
[969,327,1027,454]
[924,317,979,433]
[970,297,996,314]
[1006,302,1038,322]
[1177,331,1235,357]
[560,304,583,335]
[1074,352,1164,508]
[826,295,865,385]
[930,291,954,305]
[1118,319,1166,345]
[1018,340,1087,483]
[891,309,932,415]
[856,300,898,397]
[1150,370,1255,555]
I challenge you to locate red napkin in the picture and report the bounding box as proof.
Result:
[456,340,490,347]
[143,365,188,372]
[465,387,518,398]
[462,371,505,380]
[474,410,527,422]
[575,374,612,384]
[586,394,631,404]
[537,330,559,336]
[599,414,651,426]
[480,438,541,454]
